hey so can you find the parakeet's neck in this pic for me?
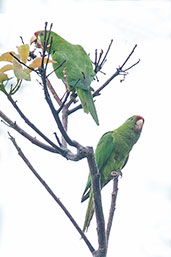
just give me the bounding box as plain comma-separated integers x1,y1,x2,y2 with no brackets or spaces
113,125,141,148
48,32,70,52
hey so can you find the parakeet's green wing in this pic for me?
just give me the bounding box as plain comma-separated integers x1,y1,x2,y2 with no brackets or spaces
95,132,115,171
81,131,114,202
34,31,99,124
51,44,94,87
51,45,99,125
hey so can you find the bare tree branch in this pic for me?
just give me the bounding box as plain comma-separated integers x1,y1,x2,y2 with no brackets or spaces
8,133,95,254
9,52,36,73
67,44,139,116
122,58,140,72
4,94,67,155
46,78,62,106
46,59,66,78
0,109,91,162
93,39,113,74
120,44,138,69
61,104,69,147
106,170,121,243
0,110,60,153
87,147,107,257
93,44,139,97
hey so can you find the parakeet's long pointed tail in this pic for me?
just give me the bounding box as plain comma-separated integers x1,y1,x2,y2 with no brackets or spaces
83,191,94,232
76,88,99,125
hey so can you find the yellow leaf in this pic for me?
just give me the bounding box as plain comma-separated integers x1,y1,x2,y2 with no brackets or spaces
0,51,16,63
17,44,29,64
0,64,13,72
0,72,9,82
27,57,57,73
13,55,31,81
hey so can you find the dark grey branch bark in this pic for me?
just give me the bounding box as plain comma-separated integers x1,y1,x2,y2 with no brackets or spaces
6,94,62,151
67,44,140,116
8,133,95,254
106,171,120,243
93,44,139,97
87,147,107,257
0,109,91,162
0,110,59,153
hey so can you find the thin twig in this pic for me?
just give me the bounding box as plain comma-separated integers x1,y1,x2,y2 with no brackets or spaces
44,24,53,71
106,171,121,243
41,22,49,69
93,39,113,74
9,133,95,254
46,78,62,106
5,94,67,155
54,132,62,146
20,36,25,44
95,49,103,72
93,44,139,97
68,44,139,116
42,68,76,147
93,69,120,97
57,91,70,114
123,58,140,72
100,39,113,68
47,60,66,78
10,52,36,73
10,80,22,95
0,110,60,153
120,44,137,69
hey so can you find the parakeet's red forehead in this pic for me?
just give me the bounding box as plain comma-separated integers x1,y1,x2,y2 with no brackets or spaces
136,115,144,122
34,31,41,36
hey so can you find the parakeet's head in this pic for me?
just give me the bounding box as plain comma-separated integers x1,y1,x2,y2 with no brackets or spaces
30,31,47,48
115,115,144,147
125,115,144,131
30,30,57,50
123,115,144,134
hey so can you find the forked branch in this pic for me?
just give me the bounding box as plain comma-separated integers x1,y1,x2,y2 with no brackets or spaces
68,44,140,115
8,133,95,254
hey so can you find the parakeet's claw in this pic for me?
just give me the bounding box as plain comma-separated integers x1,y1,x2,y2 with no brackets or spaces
110,170,122,178
70,92,78,103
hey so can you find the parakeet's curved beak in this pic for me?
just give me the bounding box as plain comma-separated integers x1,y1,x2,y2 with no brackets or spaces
30,34,43,48
134,116,144,131
30,34,37,45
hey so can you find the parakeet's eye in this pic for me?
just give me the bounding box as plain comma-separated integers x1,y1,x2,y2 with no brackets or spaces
129,116,134,120
39,32,44,37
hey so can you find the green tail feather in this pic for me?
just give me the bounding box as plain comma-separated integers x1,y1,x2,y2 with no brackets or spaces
83,191,94,232
76,88,99,125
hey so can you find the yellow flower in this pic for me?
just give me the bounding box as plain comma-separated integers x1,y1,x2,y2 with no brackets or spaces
0,44,56,82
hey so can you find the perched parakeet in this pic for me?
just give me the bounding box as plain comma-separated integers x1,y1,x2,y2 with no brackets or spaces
81,115,144,232
30,31,99,125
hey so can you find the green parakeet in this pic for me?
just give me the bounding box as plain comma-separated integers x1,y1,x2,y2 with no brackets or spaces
81,115,144,232
31,30,99,125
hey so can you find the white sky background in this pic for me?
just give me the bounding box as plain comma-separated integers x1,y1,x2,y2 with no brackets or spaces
0,1,171,257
